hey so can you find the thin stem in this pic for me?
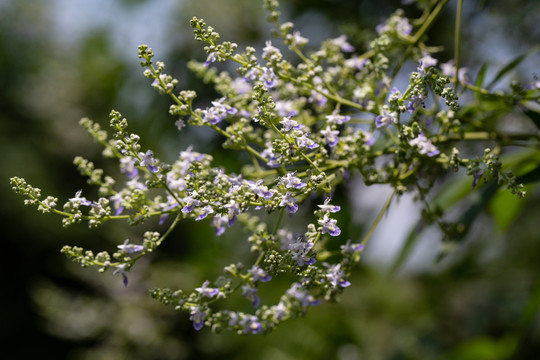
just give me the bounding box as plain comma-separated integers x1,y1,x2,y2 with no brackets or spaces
454,0,463,93
361,188,396,248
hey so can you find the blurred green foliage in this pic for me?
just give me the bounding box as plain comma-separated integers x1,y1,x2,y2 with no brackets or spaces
2,0,540,359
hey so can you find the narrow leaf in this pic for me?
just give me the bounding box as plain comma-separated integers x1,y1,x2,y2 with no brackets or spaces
486,46,540,90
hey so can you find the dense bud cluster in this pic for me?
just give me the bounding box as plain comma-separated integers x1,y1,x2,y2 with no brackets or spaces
10,0,538,334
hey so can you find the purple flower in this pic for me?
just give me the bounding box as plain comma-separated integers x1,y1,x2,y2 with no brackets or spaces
138,150,159,173
69,190,92,206
113,264,128,287
407,94,424,113
239,315,262,334
261,67,277,89
361,130,376,146
341,240,364,254
472,171,487,189
320,126,340,147
260,142,282,168
288,31,308,47
212,214,229,236
117,239,145,254
120,157,138,179
275,100,299,117
248,266,272,282
231,77,252,95
244,67,261,81
223,200,242,226
326,113,351,125
325,263,350,288
409,133,440,157
247,180,274,201
279,116,303,132
110,193,124,216
262,40,282,60
286,283,321,307
289,238,316,266
331,35,354,52
272,302,288,321
280,192,298,214
242,284,260,307
179,145,205,163
126,177,147,190
318,199,341,213
202,98,237,125
441,60,468,84
297,133,319,149
189,306,206,331
318,214,341,236
375,109,398,128
280,172,307,189
195,205,214,221
417,54,438,77
181,192,201,214
196,280,220,298
204,52,217,66
344,56,368,71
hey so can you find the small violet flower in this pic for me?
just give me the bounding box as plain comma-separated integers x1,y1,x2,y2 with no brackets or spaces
409,133,440,157
441,60,468,84
138,150,159,173
279,171,307,190
341,240,364,255
189,305,206,331
212,214,229,236
70,190,92,206
289,238,316,266
242,284,260,307
182,191,202,214
318,214,341,236
325,263,351,288
287,31,308,47
320,126,340,147
195,205,214,221
113,264,128,287
195,280,220,298
318,199,341,213
117,239,145,254
417,54,438,77
286,283,321,307
247,180,274,201
261,67,277,89
375,109,398,128
344,55,368,71
331,35,355,52
202,98,237,125
248,266,272,282
262,40,282,61
407,94,424,113
239,315,262,334
120,157,138,179
326,113,351,125
297,133,319,149
279,116,303,132
279,192,298,214
275,100,299,117
204,52,217,66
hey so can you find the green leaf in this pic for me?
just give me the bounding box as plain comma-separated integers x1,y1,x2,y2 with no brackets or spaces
389,221,424,275
486,46,540,90
522,106,540,130
489,186,528,232
475,62,488,99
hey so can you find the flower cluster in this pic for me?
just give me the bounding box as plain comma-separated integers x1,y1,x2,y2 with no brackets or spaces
10,0,536,334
